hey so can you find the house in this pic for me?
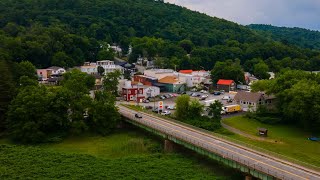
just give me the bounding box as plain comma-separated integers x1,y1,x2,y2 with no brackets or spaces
37,69,51,81
234,91,276,111
158,76,186,93
37,66,66,82
122,81,145,102
96,60,124,74
80,62,97,74
217,79,236,92
179,70,212,87
47,66,66,75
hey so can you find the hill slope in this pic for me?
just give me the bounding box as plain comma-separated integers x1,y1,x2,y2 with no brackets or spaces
0,0,319,71
248,24,320,50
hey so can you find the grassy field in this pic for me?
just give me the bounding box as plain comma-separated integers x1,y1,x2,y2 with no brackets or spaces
0,128,242,179
223,116,320,168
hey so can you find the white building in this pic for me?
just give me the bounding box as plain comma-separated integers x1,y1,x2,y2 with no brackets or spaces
143,86,160,98
96,60,124,74
179,70,211,87
80,62,97,74
47,66,66,75
144,69,175,80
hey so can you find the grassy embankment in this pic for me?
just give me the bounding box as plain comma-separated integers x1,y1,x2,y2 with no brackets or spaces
222,116,320,169
0,129,241,179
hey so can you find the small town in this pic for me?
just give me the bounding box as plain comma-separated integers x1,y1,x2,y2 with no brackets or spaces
1,0,320,180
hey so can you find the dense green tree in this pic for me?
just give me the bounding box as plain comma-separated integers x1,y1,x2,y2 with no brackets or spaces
188,99,204,119
88,91,120,135
103,70,122,96
97,49,115,60
253,61,270,79
97,66,104,76
175,95,190,120
52,52,75,68
211,60,245,84
61,70,95,134
208,101,223,120
14,61,37,81
179,39,194,54
0,60,15,131
7,85,68,143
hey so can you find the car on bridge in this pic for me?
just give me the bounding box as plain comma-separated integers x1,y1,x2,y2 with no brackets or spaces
135,113,142,118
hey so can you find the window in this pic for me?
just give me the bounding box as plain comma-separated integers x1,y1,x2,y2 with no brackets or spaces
139,90,143,94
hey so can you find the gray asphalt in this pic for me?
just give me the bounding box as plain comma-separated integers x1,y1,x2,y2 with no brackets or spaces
119,105,320,180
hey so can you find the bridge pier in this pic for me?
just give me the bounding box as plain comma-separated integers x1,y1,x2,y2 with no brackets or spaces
164,139,176,153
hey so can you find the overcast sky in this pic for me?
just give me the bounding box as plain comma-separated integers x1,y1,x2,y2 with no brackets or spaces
165,0,320,31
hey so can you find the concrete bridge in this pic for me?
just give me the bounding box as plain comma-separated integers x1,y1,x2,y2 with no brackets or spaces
119,105,320,180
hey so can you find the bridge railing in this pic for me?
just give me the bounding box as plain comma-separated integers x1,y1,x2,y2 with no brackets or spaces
120,104,320,173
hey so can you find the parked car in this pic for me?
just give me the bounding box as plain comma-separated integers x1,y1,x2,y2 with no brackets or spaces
160,96,166,99
142,99,150,103
213,91,221,95
191,93,198,97
200,90,208,94
172,94,178,97
222,96,231,100
220,90,225,94
164,94,171,98
167,105,176,110
161,110,171,115
135,113,142,118
200,95,208,100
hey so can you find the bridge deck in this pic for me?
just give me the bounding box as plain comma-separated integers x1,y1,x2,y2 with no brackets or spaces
119,106,320,180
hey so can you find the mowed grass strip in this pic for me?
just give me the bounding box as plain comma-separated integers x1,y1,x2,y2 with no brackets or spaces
223,116,320,168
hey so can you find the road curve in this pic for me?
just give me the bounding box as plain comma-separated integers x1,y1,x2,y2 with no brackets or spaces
119,105,320,180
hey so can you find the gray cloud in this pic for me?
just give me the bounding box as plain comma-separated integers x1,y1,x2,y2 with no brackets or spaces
165,0,320,30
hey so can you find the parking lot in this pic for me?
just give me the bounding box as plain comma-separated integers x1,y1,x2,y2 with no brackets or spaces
135,91,238,116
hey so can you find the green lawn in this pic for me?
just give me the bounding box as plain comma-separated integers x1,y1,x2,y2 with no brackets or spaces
0,129,242,179
222,116,320,169
40,130,160,159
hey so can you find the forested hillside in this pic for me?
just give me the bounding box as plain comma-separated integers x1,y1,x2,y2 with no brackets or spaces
0,0,320,71
248,24,320,50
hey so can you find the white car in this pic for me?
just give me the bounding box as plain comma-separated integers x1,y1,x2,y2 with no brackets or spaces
200,90,208,94
161,110,171,115
222,96,231,100
167,106,176,110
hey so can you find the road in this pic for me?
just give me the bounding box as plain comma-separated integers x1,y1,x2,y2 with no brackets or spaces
119,105,320,180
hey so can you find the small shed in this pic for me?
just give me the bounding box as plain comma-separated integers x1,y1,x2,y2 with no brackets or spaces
258,128,268,137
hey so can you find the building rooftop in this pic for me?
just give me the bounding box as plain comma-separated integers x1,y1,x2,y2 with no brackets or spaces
179,70,193,74
146,69,174,74
217,79,234,85
47,66,64,71
134,74,158,80
158,76,180,84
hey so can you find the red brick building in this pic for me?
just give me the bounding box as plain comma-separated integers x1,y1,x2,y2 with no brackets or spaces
122,86,145,102
133,75,158,86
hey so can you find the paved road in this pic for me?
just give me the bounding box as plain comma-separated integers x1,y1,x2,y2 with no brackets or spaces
119,105,320,180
